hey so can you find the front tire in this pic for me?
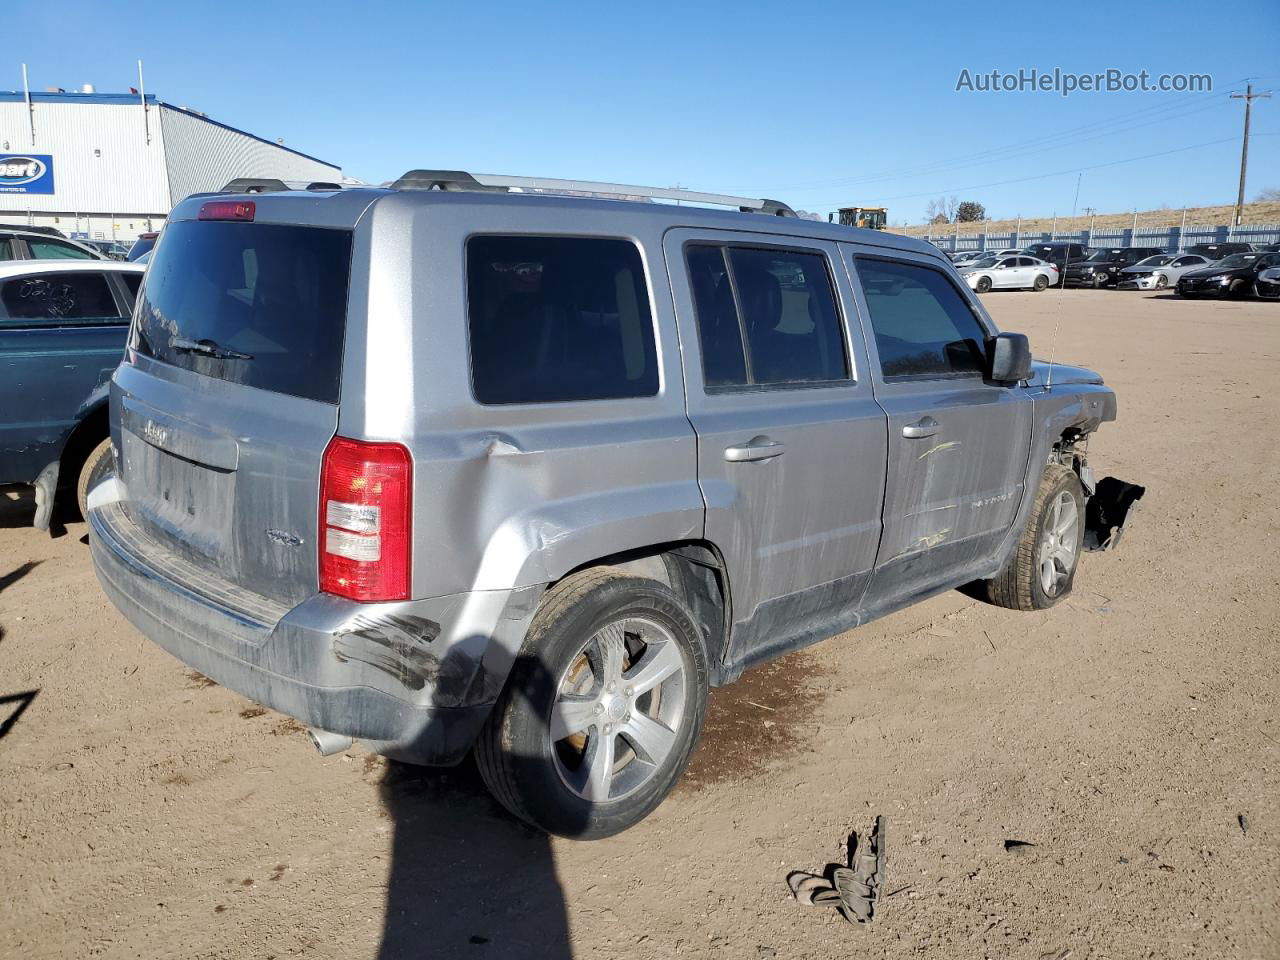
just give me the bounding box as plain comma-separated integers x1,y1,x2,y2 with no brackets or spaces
978,464,1085,611
476,568,709,839
1154,275,1169,289
975,276,992,293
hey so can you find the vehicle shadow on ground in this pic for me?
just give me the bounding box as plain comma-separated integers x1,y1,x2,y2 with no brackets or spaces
376,655,579,960
377,758,573,959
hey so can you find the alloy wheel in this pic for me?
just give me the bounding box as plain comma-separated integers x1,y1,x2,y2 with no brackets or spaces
1038,491,1080,597
550,617,688,803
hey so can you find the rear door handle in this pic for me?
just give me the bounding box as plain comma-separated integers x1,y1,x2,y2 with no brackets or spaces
902,416,940,439
724,437,785,462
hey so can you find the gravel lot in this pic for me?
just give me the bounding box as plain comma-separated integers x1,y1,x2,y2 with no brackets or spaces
2,289,1277,960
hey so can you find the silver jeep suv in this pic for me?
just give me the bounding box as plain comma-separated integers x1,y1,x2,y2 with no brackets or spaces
89,171,1134,838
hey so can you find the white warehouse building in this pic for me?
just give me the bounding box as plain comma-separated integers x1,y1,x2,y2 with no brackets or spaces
0,89,341,242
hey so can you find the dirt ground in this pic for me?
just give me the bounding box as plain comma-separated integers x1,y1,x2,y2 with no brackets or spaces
2,289,1278,960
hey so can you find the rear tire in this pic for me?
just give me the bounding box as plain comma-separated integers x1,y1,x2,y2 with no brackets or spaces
476,568,709,839
1032,274,1049,292
75,438,114,521
978,464,1084,611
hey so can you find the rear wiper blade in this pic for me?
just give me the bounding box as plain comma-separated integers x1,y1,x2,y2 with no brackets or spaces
171,337,254,361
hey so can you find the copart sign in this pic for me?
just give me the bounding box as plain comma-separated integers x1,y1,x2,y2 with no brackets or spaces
0,155,55,194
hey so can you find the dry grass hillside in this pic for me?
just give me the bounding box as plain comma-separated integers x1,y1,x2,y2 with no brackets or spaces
889,200,1280,238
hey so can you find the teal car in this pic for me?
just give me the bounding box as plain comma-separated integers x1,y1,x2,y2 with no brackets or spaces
0,259,144,528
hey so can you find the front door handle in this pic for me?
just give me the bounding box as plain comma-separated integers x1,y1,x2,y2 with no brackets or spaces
724,437,786,462
902,416,940,439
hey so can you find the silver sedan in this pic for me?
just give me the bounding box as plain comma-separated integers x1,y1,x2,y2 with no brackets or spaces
1119,253,1211,290
959,255,1059,292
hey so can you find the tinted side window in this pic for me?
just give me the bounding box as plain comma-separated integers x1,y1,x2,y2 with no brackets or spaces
685,244,849,388
0,272,124,326
0,239,13,261
467,236,658,405
27,238,97,260
727,248,847,385
686,245,746,387
856,258,988,380
121,273,142,297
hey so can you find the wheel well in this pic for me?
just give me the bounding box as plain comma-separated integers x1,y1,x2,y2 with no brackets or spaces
58,404,110,494
558,541,731,672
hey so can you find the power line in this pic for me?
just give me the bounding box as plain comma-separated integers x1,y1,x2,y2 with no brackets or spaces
730,91,1218,193
802,132,1277,208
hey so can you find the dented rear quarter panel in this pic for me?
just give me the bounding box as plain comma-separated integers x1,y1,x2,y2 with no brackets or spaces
340,193,704,601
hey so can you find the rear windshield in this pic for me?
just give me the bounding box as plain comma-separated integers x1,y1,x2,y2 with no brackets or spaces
134,220,352,403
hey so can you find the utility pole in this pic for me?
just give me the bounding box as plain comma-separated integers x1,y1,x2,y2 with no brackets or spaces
1230,83,1271,226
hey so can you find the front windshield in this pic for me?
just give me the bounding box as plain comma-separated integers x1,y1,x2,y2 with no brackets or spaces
1216,254,1256,268
1136,256,1174,267
1086,249,1122,261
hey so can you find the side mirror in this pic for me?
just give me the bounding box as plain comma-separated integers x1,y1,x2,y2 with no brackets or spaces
989,332,1032,383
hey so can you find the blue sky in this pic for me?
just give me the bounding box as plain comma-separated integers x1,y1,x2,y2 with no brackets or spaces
19,0,1280,224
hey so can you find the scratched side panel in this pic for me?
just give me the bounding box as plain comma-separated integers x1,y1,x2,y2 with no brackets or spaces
0,323,125,483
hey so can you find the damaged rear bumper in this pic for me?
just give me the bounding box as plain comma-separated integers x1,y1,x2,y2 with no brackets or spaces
88,481,538,765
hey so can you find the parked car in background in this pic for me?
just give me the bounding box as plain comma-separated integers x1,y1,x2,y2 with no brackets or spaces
1185,242,1253,260
1120,253,1211,290
1062,247,1165,288
961,255,1059,292
0,228,106,261
1020,242,1089,278
1255,242,1280,254
83,240,132,260
1176,251,1280,299
0,260,144,527
11,224,68,238
87,172,1129,839
950,250,983,264
1256,266,1280,299
127,232,159,261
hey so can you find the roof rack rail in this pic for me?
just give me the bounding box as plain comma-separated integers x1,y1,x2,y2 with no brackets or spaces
390,170,510,193
305,181,344,191
221,178,290,194
391,170,796,217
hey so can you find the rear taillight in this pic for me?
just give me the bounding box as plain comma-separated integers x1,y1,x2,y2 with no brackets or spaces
319,437,413,602
198,199,255,221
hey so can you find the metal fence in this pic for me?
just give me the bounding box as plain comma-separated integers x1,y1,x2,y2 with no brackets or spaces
924,223,1280,254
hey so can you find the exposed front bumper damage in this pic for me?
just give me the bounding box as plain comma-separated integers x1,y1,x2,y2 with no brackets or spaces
88,479,538,765
1083,475,1146,551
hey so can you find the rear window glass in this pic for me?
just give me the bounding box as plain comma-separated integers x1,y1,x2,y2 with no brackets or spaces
28,238,97,260
467,235,658,404
134,220,352,404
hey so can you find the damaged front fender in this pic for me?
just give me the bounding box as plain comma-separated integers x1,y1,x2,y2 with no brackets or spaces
1084,476,1146,551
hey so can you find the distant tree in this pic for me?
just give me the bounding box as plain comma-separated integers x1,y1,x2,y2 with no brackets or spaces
1256,187,1280,202
925,195,959,224
794,210,824,221
956,201,986,223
